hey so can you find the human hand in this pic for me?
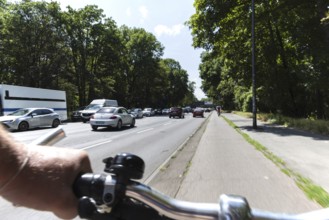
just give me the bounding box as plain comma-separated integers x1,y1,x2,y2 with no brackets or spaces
1,145,92,219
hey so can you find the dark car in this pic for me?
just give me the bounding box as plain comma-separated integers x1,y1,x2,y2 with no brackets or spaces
193,108,204,118
169,107,184,119
71,106,86,122
154,108,163,115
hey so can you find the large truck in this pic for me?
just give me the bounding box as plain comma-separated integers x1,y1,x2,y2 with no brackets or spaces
0,84,67,120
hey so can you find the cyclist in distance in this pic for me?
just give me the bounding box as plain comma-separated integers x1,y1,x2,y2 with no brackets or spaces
216,105,221,116
0,125,92,219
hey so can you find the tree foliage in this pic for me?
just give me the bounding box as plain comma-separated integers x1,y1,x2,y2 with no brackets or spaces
0,1,197,114
1,1,67,88
188,0,329,118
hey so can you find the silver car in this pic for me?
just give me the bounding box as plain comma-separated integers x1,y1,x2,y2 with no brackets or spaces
90,107,135,131
142,108,155,117
0,108,61,131
130,108,144,119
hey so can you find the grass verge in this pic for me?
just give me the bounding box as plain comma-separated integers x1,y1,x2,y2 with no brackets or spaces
233,111,329,136
222,115,329,207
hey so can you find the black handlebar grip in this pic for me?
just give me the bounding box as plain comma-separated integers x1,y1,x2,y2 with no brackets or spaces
73,173,107,205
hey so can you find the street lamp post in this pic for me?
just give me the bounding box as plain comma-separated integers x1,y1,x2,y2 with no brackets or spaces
251,0,257,129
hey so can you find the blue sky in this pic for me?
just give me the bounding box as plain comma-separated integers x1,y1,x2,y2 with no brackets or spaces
47,0,206,100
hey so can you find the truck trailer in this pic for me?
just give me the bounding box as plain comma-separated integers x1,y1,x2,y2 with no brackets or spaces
0,84,67,120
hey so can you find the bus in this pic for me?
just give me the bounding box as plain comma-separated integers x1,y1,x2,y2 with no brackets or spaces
0,84,67,120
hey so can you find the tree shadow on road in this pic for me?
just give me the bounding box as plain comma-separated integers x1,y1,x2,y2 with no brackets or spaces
238,123,329,141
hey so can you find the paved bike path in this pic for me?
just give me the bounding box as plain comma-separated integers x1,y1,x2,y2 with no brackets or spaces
175,112,322,214
223,112,329,194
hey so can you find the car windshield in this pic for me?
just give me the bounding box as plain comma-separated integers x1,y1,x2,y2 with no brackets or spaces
145,108,151,111
85,104,102,110
97,108,116,113
77,106,85,110
8,109,30,116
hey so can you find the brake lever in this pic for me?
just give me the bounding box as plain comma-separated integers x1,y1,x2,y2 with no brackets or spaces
29,126,66,146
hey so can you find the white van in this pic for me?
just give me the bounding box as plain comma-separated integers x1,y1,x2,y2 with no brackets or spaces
89,99,118,107
80,99,118,123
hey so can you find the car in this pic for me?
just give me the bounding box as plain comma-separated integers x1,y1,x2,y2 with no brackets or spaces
184,106,192,113
193,108,204,118
129,108,144,119
162,108,170,115
169,107,184,118
80,99,119,123
71,106,86,122
154,108,163,115
89,107,135,130
80,104,103,123
142,108,155,117
0,108,61,131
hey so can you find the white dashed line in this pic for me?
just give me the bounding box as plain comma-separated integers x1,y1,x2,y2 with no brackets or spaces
82,140,113,150
137,128,154,134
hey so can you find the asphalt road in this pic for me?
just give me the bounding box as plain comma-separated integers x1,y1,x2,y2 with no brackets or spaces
0,113,207,220
149,112,323,216
3,111,326,219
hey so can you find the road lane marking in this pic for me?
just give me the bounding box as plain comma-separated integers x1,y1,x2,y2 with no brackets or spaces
137,128,154,134
82,140,113,150
163,122,172,125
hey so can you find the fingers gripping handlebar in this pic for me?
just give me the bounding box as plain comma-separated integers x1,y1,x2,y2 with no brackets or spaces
73,153,329,220
73,153,253,220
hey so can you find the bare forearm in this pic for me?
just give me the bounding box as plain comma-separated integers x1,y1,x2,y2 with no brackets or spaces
0,125,27,188
0,124,92,219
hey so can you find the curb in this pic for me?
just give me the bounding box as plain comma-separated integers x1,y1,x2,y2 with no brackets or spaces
143,112,212,185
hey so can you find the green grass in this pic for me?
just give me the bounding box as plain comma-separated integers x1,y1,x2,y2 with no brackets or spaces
222,115,329,207
233,111,329,136
183,161,192,177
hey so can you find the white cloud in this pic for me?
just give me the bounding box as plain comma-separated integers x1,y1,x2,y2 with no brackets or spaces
126,8,132,17
154,24,185,37
139,6,148,19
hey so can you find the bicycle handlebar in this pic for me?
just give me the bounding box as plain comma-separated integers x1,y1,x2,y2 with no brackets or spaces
31,128,328,219
73,153,329,220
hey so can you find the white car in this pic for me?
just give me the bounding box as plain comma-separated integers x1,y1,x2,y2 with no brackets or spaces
89,107,135,131
142,108,155,117
0,108,60,131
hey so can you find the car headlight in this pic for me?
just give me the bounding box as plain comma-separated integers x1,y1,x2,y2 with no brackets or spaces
1,120,14,123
